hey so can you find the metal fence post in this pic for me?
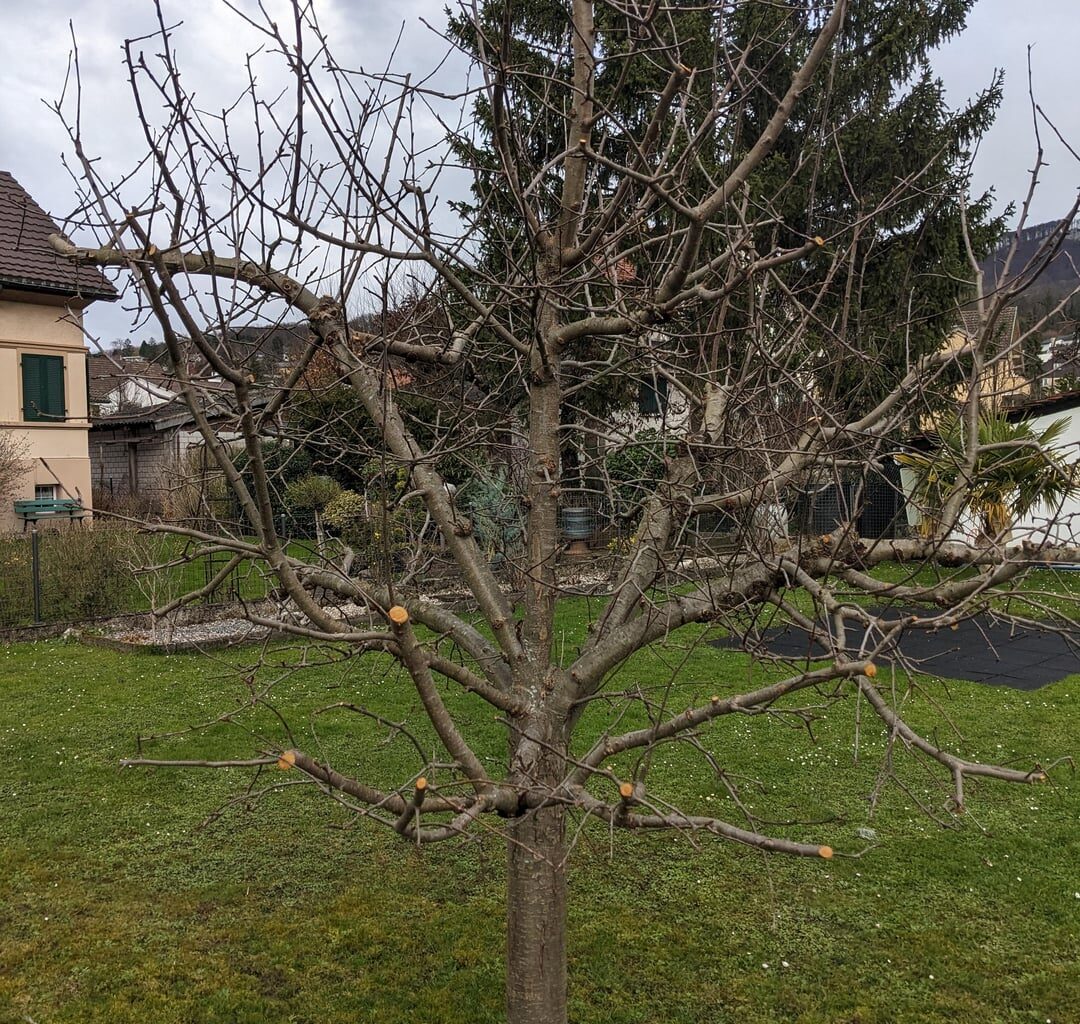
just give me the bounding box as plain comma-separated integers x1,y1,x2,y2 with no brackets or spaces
30,522,42,624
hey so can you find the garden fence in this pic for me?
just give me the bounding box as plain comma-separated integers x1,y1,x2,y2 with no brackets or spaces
0,472,911,630
0,522,271,630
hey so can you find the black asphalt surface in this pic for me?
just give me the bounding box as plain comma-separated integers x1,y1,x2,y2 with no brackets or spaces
713,608,1080,690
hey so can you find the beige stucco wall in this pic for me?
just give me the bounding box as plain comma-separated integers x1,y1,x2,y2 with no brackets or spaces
941,327,1033,410
0,297,86,346
0,296,93,531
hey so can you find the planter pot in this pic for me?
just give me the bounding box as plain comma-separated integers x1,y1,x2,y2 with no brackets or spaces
561,507,594,540
751,502,789,550
561,507,594,555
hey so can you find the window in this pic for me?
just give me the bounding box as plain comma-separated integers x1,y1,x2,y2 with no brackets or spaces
35,484,57,501
21,354,66,422
638,375,669,416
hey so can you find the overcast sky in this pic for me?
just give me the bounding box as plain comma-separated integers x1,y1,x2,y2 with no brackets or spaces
1,0,1076,343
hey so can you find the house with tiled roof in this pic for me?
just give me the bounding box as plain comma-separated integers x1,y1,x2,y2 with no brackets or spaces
87,354,178,415
1038,336,1080,393
940,306,1032,411
0,170,116,529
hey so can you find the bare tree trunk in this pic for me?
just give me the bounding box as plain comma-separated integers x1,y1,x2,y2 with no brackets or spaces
506,800,568,1024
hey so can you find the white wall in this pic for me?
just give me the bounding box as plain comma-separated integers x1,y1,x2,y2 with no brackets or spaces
97,376,176,414
1012,401,1080,547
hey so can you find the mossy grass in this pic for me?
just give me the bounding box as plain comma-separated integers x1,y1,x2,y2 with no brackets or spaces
1,597,1077,1022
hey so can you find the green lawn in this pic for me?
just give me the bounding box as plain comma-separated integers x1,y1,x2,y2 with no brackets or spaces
1,599,1078,1023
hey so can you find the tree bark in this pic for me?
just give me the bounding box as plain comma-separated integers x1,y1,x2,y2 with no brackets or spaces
506,801,568,1024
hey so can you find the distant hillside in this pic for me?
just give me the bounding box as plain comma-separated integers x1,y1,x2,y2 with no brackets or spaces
979,219,1080,331
980,219,1080,291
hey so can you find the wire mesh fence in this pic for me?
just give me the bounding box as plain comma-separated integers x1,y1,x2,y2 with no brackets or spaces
0,468,913,630
0,523,272,630
789,462,910,541
553,480,909,557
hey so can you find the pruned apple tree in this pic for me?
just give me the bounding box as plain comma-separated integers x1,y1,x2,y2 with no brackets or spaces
52,2,1080,1022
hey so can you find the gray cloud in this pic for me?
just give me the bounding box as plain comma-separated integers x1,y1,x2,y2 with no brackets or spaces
1,0,1076,343
935,0,1080,223
0,0,453,342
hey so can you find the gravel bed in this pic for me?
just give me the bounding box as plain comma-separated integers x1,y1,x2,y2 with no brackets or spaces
115,618,270,645
79,617,272,653
81,568,618,652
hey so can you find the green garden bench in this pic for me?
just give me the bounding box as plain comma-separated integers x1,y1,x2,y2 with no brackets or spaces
13,499,88,530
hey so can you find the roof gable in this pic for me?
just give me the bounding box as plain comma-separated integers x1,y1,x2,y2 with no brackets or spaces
0,170,117,302
955,307,1019,347
87,354,179,404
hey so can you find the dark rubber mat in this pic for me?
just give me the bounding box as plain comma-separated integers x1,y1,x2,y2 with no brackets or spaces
712,608,1080,690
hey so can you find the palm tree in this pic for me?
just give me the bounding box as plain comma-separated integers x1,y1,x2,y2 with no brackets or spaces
898,413,1078,541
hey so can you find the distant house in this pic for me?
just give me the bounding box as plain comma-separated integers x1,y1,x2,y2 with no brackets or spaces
89,313,443,510
0,170,117,530
940,307,1032,411
89,398,209,511
89,365,242,512
902,307,1038,538
88,354,178,415
86,350,254,511
1038,336,1080,393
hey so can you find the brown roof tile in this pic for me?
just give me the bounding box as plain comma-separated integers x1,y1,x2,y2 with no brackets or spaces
0,170,117,301
955,306,1019,347
87,354,176,402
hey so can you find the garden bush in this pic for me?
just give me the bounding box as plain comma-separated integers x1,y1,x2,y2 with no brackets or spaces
0,524,154,626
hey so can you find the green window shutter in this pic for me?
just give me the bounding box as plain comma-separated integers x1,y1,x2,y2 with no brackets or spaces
21,355,44,420
44,356,65,419
22,355,66,422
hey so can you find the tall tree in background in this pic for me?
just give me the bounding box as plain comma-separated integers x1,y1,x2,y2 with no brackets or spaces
452,0,1005,423
726,0,1006,414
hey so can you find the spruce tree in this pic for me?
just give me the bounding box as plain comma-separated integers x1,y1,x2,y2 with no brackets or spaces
449,0,1005,418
